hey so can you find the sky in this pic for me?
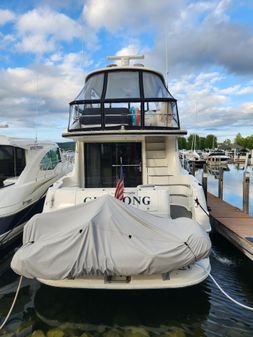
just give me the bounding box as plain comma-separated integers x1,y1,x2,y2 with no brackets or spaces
0,0,252,142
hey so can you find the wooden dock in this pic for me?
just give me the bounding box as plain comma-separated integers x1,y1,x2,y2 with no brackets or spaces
207,192,253,261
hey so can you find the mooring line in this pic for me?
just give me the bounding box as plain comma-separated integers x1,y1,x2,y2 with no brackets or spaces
0,276,23,331
209,273,253,311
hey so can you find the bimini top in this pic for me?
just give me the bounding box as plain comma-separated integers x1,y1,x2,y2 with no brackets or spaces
65,55,186,136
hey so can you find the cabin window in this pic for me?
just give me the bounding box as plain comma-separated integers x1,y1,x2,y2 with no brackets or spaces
144,101,178,127
40,148,61,171
76,73,104,100
74,103,102,129
103,102,141,127
105,71,140,99
143,72,173,99
85,142,142,188
0,145,26,178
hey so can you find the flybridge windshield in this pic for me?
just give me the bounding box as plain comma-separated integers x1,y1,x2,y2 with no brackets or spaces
75,70,174,100
69,69,180,131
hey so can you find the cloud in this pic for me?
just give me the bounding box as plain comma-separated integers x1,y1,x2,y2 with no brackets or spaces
171,72,253,134
0,9,15,26
83,0,253,76
83,0,184,33
15,7,81,54
0,53,86,128
160,9,253,75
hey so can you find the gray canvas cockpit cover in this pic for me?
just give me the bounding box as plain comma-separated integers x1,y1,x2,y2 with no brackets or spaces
11,195,211,280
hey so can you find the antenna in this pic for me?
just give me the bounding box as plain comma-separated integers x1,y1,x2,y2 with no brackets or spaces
107,55,144,66
35,72,39,144
165,28,169,88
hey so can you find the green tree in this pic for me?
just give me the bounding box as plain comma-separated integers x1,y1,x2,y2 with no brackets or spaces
244,135,253,149
177,137,187,149
205,134,217,149
234,133,245,147
199,137,206,150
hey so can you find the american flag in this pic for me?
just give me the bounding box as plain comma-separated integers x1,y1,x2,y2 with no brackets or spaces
115,164,124,201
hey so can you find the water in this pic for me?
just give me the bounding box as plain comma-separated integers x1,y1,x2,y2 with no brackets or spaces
195,163,253,216
1,164,253,337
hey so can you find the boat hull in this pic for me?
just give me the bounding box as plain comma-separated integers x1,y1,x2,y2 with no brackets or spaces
0,196,45,247
38,258,210,289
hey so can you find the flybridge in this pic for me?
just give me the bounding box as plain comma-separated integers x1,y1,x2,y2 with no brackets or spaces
66,55,183,134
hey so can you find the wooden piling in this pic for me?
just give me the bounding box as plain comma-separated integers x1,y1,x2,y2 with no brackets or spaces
218,167,223,200
202,164,208,200
243,171,250,214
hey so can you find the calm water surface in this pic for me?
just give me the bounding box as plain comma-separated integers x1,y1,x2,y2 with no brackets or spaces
1,164,253,337
195,163,253,215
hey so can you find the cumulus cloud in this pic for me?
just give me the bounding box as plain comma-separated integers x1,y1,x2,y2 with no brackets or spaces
171,72,253,133
15,7,81,54
0,9,15,26
0,53,85,129
83,0,184,33
82,0,253,75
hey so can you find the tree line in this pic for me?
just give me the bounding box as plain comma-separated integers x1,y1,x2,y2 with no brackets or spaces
178,133,253,150
178,134,217,150
234,133,253,150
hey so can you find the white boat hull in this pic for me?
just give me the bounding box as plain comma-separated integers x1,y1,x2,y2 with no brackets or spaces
38,258,210,289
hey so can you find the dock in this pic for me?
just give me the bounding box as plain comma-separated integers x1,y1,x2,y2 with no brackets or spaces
207,192,253,261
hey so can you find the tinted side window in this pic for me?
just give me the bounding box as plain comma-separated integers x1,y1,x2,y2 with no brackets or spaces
40,148,61,170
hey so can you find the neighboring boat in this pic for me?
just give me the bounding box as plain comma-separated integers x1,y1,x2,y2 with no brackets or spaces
183,134,205,168
233,150,249,164
205,150,230,165
11,55,211,289
0,136,71,248
183,150,206,168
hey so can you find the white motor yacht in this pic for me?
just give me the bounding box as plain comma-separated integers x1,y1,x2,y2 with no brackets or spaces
12,56,211,289
205,150,230,165
0,136,71,248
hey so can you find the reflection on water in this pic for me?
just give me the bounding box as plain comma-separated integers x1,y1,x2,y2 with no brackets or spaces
1,164,253,336
34,284,210,333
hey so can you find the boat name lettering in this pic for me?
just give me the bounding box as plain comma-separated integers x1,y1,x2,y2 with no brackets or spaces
83,196,150,205
123,196,150,205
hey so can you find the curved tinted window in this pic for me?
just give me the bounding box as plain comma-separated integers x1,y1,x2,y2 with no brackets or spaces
76,73,104,100
40,148,61,170
0,145,26,178
143,72,173,99
106,71,140,99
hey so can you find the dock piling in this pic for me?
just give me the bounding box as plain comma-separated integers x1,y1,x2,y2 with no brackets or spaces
243,171,250,214
218,167,224,200
202,164,208,200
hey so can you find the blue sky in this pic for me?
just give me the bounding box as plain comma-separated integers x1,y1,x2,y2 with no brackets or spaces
0,0,252,142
